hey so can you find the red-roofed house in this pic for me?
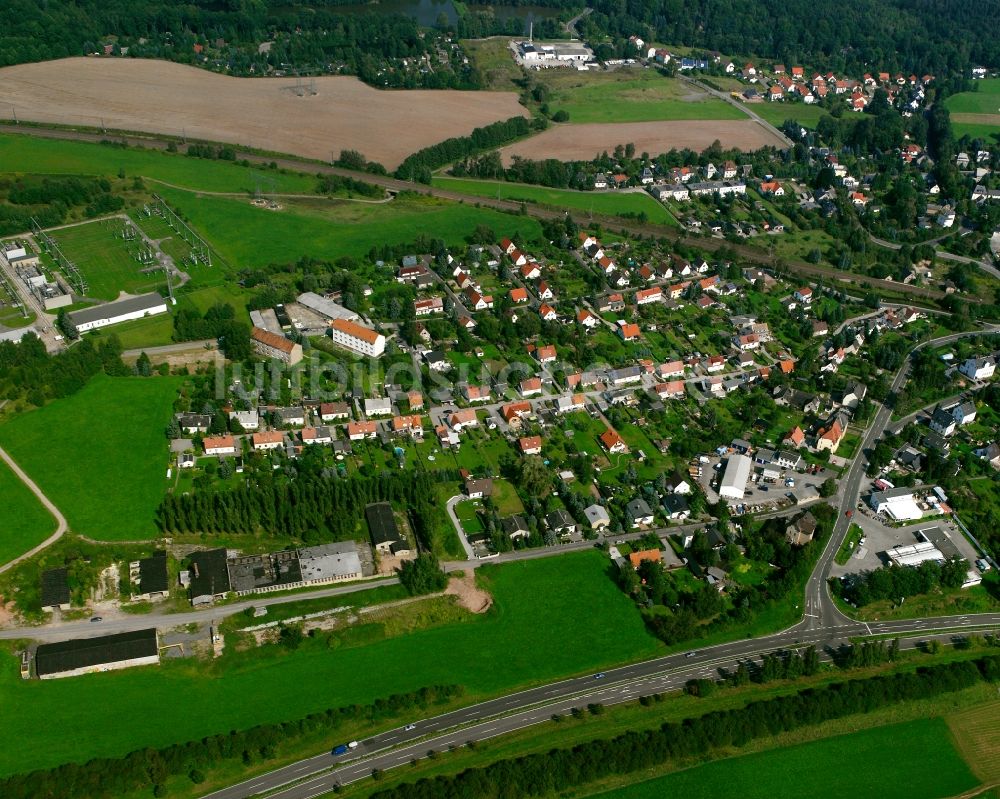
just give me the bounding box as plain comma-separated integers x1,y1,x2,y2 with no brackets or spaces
600,427,628,454
519,435,542,455
510,287,529,303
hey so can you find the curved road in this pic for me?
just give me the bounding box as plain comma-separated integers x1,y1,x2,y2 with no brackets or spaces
0,445,66,572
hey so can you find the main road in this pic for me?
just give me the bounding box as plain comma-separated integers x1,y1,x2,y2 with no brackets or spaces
197,325,1000,799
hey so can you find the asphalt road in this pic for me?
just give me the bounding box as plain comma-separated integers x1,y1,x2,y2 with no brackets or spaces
196,325,1000,799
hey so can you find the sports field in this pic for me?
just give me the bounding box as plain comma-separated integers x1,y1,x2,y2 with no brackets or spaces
0,374,180,541
0,551,660,776
432,176,678,225
541,72,745,124
153,188,544,266
593,718,977,799
946,79,1000,140
48,218,166,300
0,133,316,194
0,455,57,565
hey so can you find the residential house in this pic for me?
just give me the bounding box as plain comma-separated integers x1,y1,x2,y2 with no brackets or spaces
520,377,543,397
203,435,236,456
662,494,690,520
584,504,611,530
815,418,845,453
519,435,543,455
635,286,663,305
301,426,334,445
449,409,479,431
347,421,378,440
462,384,491,403
577,308,600,329
618,322,642,342
786,512,818,546
320,402,351,422
252,431,284,451
600,428,628,454
626,498,654,527
960,356,996,381
465,478,493,499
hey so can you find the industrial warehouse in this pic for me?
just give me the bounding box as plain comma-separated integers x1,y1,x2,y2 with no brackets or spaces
34,629,160,679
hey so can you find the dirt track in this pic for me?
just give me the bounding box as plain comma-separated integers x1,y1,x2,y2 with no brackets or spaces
0,58,528,169
499,120,787,164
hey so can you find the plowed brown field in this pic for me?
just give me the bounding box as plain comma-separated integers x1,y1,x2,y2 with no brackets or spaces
0,57,528,168
499,119,786,163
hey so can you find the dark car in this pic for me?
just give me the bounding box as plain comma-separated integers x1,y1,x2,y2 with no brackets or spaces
89,616,103,623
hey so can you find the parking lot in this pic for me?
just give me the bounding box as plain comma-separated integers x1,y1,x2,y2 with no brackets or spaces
698,453,836,515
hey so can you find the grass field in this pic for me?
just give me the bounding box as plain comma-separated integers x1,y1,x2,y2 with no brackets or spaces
85,311,176,350
591,718,977,799
947,79,1000,114
0,133,318,193
153,188,544,266
754,102,829,129
540,72,745,124
0,374,180,541
432,176,678,225
947,699,1000,784
0,455,57,565
946,79,1000,140
48,218,166,300
0,550,660,776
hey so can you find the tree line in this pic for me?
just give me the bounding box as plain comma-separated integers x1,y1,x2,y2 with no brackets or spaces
171,301,251,360
0,333,127,407
834,556,969,607
394,117,535,183
0,684,461,799
0,176,124,235
157,468,458,550
371,655,998,799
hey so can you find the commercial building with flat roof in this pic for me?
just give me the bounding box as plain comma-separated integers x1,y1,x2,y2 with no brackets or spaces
35,629,159,679
719,453,752,500
296,292,359,322
66,293,168,333
885,540,946,567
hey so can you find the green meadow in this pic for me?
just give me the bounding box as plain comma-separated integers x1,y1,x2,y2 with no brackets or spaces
593,718,977,799
0,551,659,776
433,176,678,225
541,72,745,124
153,188,544,266
0,375,180,541
0,133,317,193
0,455,57,565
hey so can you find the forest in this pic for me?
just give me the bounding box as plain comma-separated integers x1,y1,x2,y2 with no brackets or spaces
0,333,128,407
580,0,1000,77
156,466,457,551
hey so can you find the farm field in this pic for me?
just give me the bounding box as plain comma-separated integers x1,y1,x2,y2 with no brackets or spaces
432,176,678,224
947,699,1000,784
154,188,544,266
0,133,317,193
946,79,1000,140
590,718,977,799
0,374,180,541
46,218,166,300
0,551,660,776
0,455,57,565
0,58,528,169
499,120,787,165
753,102,829,129
539,72,745,124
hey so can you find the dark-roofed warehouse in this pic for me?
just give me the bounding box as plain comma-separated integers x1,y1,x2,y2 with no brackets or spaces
35,629,160,679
